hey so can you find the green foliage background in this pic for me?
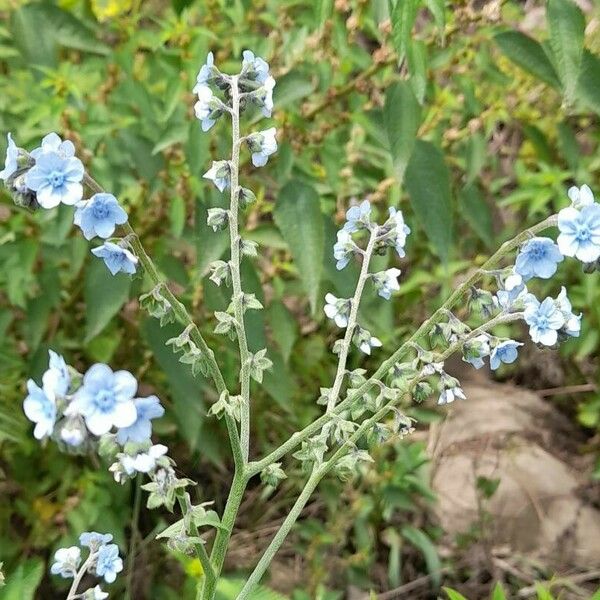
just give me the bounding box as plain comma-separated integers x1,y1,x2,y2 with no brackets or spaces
1,0,600,598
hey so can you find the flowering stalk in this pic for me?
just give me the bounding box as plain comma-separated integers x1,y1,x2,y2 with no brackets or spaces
326,228,378,413
227,75,252,462
66,552,96,600
247,214,559,477
238,311,524,598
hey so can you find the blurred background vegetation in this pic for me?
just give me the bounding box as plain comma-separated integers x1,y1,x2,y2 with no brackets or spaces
1,0,600,598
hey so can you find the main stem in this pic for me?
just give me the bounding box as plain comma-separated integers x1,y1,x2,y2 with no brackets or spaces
247,214,558,477
228,75,252,463
326,228,377,413
66,553,96,600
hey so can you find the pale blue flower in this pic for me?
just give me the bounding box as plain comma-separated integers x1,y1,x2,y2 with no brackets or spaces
568,184,594,209
50,546,81,578
0,133,19,181
324,293,351,328
72,364,138,436
23,379,57,440
91,242,138,276
343,200,371,233
514,237,563,281
43,350,70,397
554,286,581,338
438,386,466,405
203,160,231,192
193,52,215,93
490,340,522,370
115,395,164,445
74,193,128,240
242,50,269,83
523,295,565,346
387,207,411,258
356,331,382,355
110,445,168,482
333,229,355,270
462,334,490,369
30,132,76,160
247,127,277,167
495,272,527,311
557,204,600,263
260,76,276,117
79,532,113,550
194,85,221,132
95,544,123,583
25,151,84,209
371,268,401,299
59,419,86,447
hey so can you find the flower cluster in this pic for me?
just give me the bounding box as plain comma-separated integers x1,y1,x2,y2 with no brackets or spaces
0,133,137,276
51,531,123,597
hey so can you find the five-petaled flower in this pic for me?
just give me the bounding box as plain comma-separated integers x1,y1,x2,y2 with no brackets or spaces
115,395,164,445
567,184,595,209
72,364,138,436
74,193,128,240
193,51,216,92
25,149,84,209
514,237,563,281
95,543,123,583
50,546,81,579
92,242,138,275
203,160,231,192
386,207,411,258
333,229,356,270
79,531,113,551
490,340,522,370
324,293,351,328
23,379,57,440
343,200,371,233
557,203,600,264
523,295,565,346
247,127,277,167
371,268,401,300
0,132,18,181
194,85,220,132
241,50,269,83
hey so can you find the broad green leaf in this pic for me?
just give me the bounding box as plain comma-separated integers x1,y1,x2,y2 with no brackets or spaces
577,50,600,117
494,31,560,88
407,40,428,104
384,81,422,185
268,301,298,363
424,0,445,42
459,184,493,248
274,72,315,109
443,588,468,600
402,525,442,587
547,0,585,104
273,181,324,313
1,559,44,600
215,578,287,600
389,0,419,61
85,257,132,342
405,140,453,261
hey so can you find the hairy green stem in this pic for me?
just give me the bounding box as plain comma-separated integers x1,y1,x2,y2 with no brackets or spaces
226,75,252,463
238,311,526,597
247,214,558,477
326,228,378,413
66,552,96,600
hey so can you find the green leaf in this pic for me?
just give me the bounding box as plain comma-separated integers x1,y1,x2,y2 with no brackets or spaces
405,140,453,261
494,31,560,88
274,72,315,109
402,526,441,587
424,0,445,42
459,184,493,247
384,81,422,185
577,50,600,117
1,559,44,600
389,0,419,61
215,578,287,600
547,0,586,104
85,257,132,342
268,301,298,363
407,40,428,104
273,181,324,313
492,582,507,600
443,588,468,600
534,582,555,600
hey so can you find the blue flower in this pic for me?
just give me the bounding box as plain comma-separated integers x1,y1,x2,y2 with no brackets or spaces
557,203,600,263
324,293,351,328
333,230,355,270
95,543,123,583
50,546,81,578
343,200,371,233
79,532,113,550
495,272,527,311
490,340,522,370
371,268,401,299
354,327,382,355
30,132,75,160
554,286,582,338
0,133,19,181
438,385,466,405
387,207,411,258
110,445,168,483
23,379,57,440
25,151,84,209
193,52,215,92
59,419,86,447
115,395,164,445
462,334,490,369
194,84,223,132
74,193,128,240
91,242,138,276
247,127,277,167
567,184,595,209
72,364,138,436
203,160,231,192
242,50,270,83
514,237,563,281
259,76,276,118
523,295,565,346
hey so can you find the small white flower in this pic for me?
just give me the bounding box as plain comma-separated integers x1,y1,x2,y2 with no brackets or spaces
324,293,351,328
50,546,81,578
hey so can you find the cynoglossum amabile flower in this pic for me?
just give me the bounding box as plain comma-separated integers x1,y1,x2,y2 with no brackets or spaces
0,132,19,181
91,242,138,275
557,202,600,263
30,132,76,160
514,237,563,281
490,340,522,370
71,364,138,436
95,543,123,583
523,295,565,346
74,193,128,240
247,127,277,167
23,379,57,440
115,395,164,445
